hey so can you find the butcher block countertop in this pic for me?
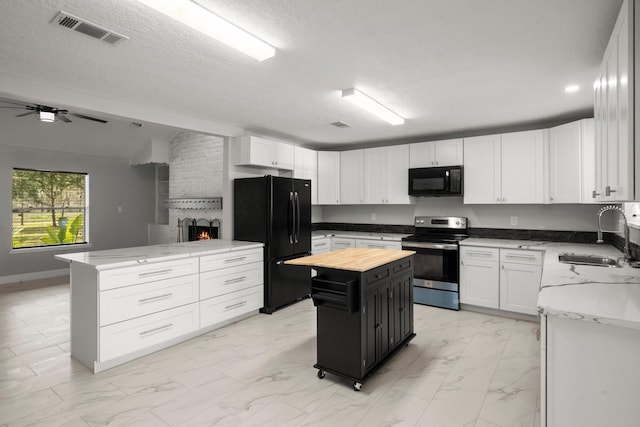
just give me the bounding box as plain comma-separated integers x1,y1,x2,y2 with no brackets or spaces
285,248,415,272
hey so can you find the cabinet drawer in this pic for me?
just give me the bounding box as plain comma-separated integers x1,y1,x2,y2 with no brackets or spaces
392,258,412,274
200,248,263,272
356,240,401,250
460,246,499,262
99,258,198,291
99,303,199,362
365,266,390,285
200,262,263,299
312,239,331,253
500,249,542,265
100,274,199,326
332,238,355,250
200,286,263,328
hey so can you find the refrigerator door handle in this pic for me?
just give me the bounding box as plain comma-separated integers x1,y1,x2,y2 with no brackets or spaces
289,191,295,244
294,191,300,243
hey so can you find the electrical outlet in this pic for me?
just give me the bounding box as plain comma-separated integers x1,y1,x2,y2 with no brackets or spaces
371,213,376,221
510,216,517,226
117,206,123,213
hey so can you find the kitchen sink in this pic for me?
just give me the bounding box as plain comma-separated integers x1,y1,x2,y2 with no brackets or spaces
558,253,620,268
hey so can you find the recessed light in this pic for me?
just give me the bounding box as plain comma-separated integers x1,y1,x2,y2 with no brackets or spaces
564,85,580,93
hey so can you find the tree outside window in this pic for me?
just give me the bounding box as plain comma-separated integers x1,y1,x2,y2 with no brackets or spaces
12,168,88,249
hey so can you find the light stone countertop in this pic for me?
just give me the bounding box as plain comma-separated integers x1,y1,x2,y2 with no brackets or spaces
461,238,640,330
312,230,411,241
55,240,264,270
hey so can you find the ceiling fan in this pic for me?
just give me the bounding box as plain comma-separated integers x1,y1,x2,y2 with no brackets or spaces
0,100,108,124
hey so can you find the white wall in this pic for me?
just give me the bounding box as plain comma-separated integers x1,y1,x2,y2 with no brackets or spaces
1,144,155,282
321,197,610,231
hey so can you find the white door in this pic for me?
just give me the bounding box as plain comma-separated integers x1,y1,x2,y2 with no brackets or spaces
434,139,463,166
549,121,581,203
340,149,365,204
385,145,410,204
317,151,340,204
499,262,541,315
364,147,387,203
409,141,436,168
459,255,499,308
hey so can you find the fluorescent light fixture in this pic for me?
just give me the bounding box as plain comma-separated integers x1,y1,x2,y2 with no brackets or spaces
564,84,580,93
341,88,405,125
135,0,276,61
38,111,55,123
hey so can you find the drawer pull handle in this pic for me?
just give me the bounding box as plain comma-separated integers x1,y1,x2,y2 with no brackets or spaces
225,257,247,264
466,251,493,257
505,254,537,261
315,243,328,247
138,269,172,278
224,276,247,285
138,293,173,303
225,300,247,311
139,323,173,336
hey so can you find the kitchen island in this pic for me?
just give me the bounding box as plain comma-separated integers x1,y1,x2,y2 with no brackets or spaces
56,239,264,373
286,247,415,390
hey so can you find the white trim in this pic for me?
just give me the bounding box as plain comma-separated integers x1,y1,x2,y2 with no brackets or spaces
0,269,69,285
10,243,92,254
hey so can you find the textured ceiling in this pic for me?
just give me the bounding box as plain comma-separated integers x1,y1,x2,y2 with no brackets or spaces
0,0,624,158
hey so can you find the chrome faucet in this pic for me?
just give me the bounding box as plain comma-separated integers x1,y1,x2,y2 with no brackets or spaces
596,205,631,261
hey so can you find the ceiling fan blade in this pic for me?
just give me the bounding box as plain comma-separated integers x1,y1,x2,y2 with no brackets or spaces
0,100,32,107
0,106,24,109
58,114,72,123
15,111,34,118
70,113,108,124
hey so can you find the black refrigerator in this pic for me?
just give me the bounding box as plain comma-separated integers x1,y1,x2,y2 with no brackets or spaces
233,175,312,313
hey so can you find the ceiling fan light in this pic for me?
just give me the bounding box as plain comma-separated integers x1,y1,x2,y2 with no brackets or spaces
341,88,405,125
38,111,55,123
135,0,276,61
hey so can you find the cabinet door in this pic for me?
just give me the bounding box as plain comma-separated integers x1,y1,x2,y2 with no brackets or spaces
294,147,317,204
378,283,391,359
463,135,502,204
460,252,499,309
364,289,379,369
580,119,597,203
364,147,387,203
340,149,365,204
390,273,412,346
549,121,581,203
501,130,544,203
317,151,340,204
246,137,274,167
409,141,436,168
434,139,463,166
499,262,541,315
273,142,294,170
385,145,411,204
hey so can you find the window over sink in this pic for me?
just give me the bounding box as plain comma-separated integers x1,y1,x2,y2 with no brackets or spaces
12,168,88,249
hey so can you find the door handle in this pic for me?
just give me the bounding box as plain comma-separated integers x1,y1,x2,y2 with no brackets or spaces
289,191,294,244
294,191,300,243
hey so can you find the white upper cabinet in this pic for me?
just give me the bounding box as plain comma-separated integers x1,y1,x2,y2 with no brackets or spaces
464,130,544,204
340,149,365,204
593,0,634,201
317,151,341,205
463,135,502,204
501,130,544,204
548,119,596,204
364,145,411,204
233,136,294,170
294,146,318,204
409,139,463,168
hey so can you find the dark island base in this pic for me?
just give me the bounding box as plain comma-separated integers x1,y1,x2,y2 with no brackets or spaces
314,332,416,391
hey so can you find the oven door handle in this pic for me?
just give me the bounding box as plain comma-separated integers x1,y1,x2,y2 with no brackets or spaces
402,242,458,250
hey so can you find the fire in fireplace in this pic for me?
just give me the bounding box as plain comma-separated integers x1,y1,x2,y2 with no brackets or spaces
178,218,221,242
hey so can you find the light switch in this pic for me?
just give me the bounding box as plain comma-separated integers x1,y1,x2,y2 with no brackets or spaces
117,206,123,213
510,216,517,226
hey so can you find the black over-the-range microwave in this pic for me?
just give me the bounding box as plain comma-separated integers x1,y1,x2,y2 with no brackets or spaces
408,165,463,196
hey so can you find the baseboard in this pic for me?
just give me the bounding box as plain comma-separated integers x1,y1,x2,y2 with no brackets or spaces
0,268,69,285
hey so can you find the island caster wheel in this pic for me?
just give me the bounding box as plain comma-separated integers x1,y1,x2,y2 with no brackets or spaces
353,382,362,391
317,369,326,379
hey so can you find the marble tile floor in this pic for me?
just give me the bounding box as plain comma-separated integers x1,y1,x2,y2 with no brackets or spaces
0,277,541,427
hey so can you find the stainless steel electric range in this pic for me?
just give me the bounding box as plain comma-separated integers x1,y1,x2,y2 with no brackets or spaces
401,216,469,310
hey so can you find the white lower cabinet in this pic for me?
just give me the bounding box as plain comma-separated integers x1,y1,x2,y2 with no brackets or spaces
460,246,542,315
459,247,500,308
70,246,263,373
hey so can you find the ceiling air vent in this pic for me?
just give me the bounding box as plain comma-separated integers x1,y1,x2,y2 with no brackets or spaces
50,11,129,46
331,121,352,128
